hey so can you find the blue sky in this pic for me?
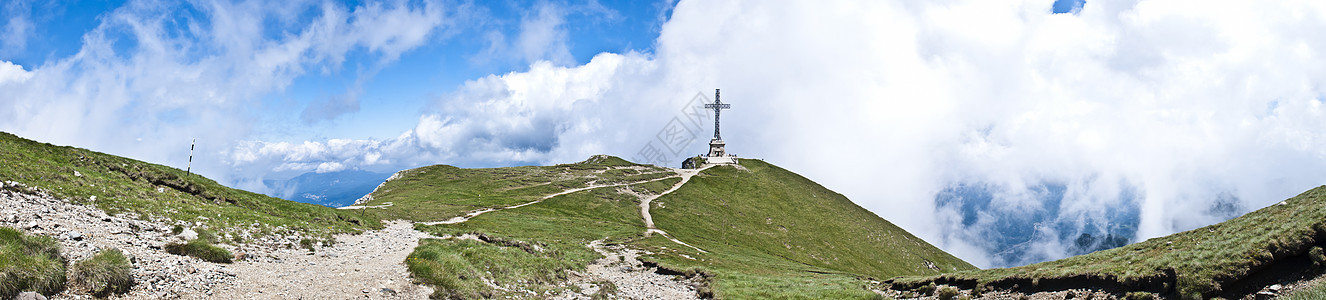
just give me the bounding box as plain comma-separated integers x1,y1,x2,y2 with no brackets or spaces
2,0,671,145
4,0,1326,269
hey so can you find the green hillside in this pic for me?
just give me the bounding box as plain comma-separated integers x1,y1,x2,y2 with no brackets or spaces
366,156,975,298
0,132,380,240
364,155,673,222
890,186,1326,300
645,159,975,297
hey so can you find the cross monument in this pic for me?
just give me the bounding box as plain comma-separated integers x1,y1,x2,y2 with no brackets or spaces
703,89,734,162
704,89,730,140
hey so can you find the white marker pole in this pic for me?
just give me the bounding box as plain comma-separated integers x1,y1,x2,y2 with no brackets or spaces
187,139,195,177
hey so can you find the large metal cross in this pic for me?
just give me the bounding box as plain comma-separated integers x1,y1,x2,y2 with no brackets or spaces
704,89,731,140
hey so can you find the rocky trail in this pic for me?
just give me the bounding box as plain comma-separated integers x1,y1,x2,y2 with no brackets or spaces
209,221,436,299
554,240,704,300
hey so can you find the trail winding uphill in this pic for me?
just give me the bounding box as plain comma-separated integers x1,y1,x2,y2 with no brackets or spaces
637,166,711,253
417,174,682,226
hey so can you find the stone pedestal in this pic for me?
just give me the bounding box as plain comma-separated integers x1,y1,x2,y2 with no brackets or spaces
705,139,736,164
707,139,726,157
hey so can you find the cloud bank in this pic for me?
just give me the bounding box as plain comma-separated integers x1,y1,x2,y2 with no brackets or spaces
6,0,1326,268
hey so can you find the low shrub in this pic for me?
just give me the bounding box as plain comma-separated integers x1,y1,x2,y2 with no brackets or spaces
1310,246,1326,270
196,228,220,244
0,227,66,298
915,283,937,296
590,280,617,300
69,248,133,297
1125,291,1155,300
300,238,316,252
164,239,232,263
936,286,960,300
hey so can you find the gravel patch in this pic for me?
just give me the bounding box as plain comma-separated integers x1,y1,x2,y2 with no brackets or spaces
554,240,702,300
209,221,434,299
0,181,433,299
1,182,235,299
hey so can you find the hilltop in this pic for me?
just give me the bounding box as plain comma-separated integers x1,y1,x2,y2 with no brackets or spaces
357,155,975,298
885,186,1326,299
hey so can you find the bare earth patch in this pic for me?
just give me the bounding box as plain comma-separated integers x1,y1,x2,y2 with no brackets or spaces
210,221,435,299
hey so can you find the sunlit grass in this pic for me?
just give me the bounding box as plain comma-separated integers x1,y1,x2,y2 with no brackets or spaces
0,131,381,240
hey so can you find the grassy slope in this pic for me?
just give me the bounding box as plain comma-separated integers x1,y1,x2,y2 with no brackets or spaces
404,157,667,298
641,159,976,298
0,132,380,239
365,155,671,222
395,157,975,298
891,186,1326,300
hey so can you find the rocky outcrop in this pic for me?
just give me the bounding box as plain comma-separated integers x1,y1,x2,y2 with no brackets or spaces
353,170,405,206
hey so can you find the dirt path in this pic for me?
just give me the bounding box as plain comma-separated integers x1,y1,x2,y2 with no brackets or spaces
418,176,680,226
339,201,393,210
637,166,712,253
210,221,436,299
638,167,706,230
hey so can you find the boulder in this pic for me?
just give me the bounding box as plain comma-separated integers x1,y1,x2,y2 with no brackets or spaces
179,228,198,241
65,231,84,241
15,291,47,300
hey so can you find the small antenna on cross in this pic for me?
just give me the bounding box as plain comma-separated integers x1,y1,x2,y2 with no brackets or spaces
186,139,195,177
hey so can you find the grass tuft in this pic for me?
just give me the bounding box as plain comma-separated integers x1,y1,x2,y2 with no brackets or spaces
196,228,221,244
937,286,960,300
0,227,66,298
164,238,232,263
1284,281,1326,300
407,237,582,298
69,248,133,297
589,280,617,300
1124,291,1155,300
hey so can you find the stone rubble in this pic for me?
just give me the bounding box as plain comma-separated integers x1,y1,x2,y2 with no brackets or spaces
208,221,435,299
1,183,236,299
0,182,433,299
553,240,703,300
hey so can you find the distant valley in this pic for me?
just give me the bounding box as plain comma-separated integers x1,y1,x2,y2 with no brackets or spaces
262,170,392,207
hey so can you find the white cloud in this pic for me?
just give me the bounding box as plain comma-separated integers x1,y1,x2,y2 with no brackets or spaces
473,1,621,66
231,53,648,175
515,3,573,65
0,60,31,84
0,0,458,186
233,0,1326,268
0,1,32,56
